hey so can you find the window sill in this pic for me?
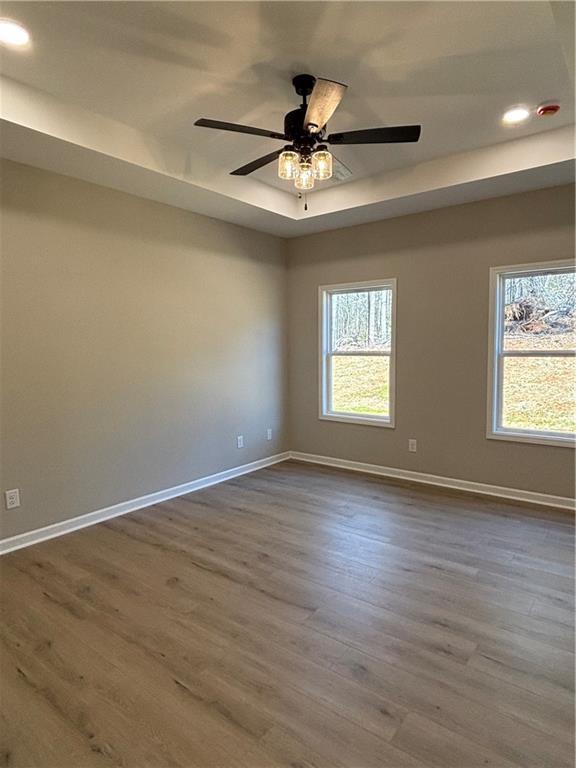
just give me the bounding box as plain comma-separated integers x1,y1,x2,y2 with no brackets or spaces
320,412,395,428
487,429,575,448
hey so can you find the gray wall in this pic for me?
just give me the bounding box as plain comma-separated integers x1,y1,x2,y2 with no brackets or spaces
1,161,574,542
288,184,575,499
1,160,288,538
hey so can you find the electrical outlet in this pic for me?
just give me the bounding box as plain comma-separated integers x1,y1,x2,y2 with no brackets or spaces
237,435,244,449
5,489,20,510
408,439,417,453
267,428,273,441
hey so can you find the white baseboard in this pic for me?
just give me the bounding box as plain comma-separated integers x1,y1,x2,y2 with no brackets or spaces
0,452,290,555
289,451,575,511
3,448,572,555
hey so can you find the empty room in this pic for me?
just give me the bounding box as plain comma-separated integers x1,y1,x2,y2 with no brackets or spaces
0,2,574,766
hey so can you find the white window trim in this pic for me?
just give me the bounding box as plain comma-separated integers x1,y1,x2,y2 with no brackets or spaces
319,279,397,428
487,259,575,448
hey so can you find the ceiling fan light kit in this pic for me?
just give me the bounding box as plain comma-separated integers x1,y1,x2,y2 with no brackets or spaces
279,145,333,188
194,73,421,189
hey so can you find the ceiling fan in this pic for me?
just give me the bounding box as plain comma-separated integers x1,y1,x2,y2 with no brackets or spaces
194,74,421,190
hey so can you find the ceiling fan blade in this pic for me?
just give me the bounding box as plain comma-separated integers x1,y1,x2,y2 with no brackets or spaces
304,78,347,133
327,125,421,145
195,118,286,140
230,149,283,176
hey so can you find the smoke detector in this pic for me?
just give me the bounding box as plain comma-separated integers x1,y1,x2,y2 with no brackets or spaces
536,103,560,117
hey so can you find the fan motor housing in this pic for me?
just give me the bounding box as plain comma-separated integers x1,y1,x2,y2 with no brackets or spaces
284,108,305,139
284,107,320,152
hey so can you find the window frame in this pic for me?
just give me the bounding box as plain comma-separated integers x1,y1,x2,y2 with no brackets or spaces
319,278,397,428
487,259,575,448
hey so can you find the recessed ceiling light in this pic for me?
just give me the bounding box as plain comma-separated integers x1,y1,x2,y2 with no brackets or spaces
0,19,30,48
502,106,531,125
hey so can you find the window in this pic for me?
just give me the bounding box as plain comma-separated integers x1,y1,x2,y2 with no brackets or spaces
488,260,575,447
319,280,396,427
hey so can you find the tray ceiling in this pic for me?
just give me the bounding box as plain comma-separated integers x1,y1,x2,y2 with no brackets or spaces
1,1,574,236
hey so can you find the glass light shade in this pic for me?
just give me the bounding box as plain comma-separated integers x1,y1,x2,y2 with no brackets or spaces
294,159,315,190
312,149,333,180
278,150,300,180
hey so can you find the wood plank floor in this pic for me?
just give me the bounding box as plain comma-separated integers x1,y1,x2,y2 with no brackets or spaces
1,460,574,767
